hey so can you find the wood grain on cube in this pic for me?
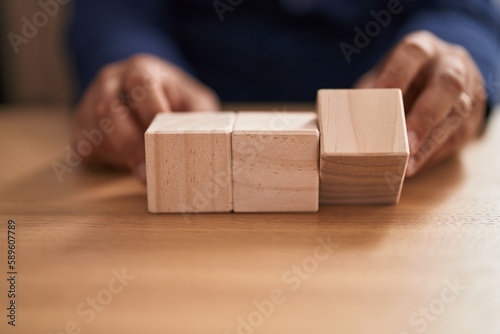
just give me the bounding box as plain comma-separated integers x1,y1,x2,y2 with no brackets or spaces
232,112,319,212
317,89,409,204
145,112,235,213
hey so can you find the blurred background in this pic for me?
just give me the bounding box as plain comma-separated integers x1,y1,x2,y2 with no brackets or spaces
0,1,74,106
0,0,499,106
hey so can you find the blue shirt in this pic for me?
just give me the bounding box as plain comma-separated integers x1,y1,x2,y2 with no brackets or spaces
68,0,500,104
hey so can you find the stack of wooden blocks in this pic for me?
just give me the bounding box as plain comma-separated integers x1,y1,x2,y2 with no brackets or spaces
145,89,410,213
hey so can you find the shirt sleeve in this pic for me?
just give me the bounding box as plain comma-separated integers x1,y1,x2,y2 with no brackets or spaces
67,0,193,95
389,0,500,107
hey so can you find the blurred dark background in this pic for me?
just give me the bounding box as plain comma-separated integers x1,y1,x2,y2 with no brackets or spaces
0,1,74,106
0,1,499,106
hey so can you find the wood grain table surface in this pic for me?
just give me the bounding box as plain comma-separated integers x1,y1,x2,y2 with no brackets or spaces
0,105,499,334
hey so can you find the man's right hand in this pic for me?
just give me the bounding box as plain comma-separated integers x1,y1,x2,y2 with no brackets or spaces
72,54,220,183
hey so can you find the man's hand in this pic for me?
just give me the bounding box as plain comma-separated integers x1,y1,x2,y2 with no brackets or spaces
355,31,486,177
72,54,220,183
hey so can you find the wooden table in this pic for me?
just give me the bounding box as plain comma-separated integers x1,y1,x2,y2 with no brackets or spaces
0,105,499,334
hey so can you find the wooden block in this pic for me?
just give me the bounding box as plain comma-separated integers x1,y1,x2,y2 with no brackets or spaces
232,112,319,212
317,89,409,204
145,112,235,213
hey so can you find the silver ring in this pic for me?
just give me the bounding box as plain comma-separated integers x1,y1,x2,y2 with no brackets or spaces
454,92,473,118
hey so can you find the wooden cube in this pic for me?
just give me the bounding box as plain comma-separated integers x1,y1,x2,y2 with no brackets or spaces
145,112,235,213
232,112,319,212
317,89,409,204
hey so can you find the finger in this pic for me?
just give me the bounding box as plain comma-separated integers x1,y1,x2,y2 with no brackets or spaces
107,103,147,183
179,83,220,111
73,71,124,166
374,31,436,94
406,93,470,176
353,70,377,88
123,71,172,129
424,133,463,170
73,86,98,146
86,74,126,167
406,55,467,155
165,77,220,112
402,70,428,114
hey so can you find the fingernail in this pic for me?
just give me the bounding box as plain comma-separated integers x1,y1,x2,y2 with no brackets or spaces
135,162,147,184
407,131,419,153
406,157,416,177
